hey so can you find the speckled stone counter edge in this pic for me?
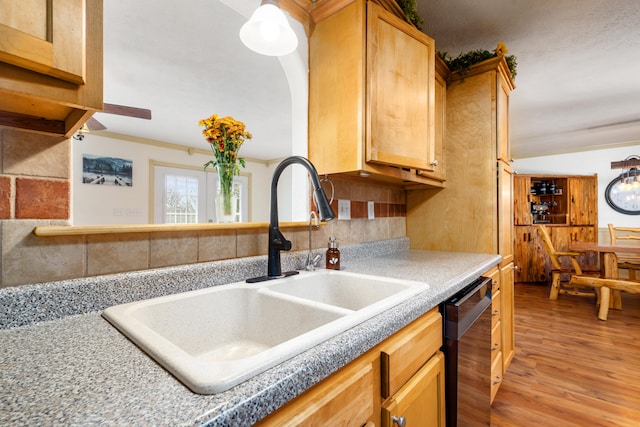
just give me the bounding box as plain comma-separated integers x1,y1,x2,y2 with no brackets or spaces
0,237,409,329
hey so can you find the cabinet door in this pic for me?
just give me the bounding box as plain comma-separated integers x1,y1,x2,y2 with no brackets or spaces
490,351,504,403
513,175,532,225
366,2,435,170
381,352,445,427
256,362,375,426
500,262,515,370
514,226,547,282
381,308,442,398
416,57,446,181
499,162,514,265
490,297,503,405
0,0,86,84
569,177,597,225
496,71,511,163
568,225,599,268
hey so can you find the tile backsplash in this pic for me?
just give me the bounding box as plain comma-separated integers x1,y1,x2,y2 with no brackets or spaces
0,128,407,287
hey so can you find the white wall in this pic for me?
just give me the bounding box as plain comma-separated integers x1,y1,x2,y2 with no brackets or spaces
513,143,640,228
72,134,274,225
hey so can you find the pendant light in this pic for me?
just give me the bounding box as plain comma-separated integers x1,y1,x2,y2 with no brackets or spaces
239,0,298,56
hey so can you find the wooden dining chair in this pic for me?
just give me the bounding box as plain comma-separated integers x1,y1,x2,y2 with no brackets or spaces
536,224,599,300
607,224,640,279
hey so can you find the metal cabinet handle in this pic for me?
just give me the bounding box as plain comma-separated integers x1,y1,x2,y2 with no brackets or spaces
430,160,439,166
392,415,407,427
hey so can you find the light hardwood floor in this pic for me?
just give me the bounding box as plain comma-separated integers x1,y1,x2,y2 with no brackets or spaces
491,283,640,427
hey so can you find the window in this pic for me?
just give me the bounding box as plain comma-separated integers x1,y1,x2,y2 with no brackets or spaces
163,174,200,223
153,165,249,223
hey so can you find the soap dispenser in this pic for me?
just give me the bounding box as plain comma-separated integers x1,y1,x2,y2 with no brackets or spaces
326,237,340,270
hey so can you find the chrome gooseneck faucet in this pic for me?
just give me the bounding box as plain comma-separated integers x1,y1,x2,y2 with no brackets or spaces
306,211,321,271
247,156,335,283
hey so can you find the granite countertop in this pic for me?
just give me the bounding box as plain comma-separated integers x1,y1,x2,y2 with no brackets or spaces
0,238,501,426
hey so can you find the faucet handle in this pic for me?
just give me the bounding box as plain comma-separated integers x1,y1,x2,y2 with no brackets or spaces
271,228,291,251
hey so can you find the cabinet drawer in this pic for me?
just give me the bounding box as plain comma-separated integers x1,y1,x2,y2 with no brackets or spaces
380,308,442,398
492,288,502,328
491,320,502,354
256,361,374,426
492,276,501,295
381,351,446,427
490,351,503,404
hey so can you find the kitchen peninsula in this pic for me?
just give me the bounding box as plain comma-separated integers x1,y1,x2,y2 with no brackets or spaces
0,238,500,426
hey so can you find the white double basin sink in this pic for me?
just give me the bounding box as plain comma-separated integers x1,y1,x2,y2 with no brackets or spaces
102,270,427,394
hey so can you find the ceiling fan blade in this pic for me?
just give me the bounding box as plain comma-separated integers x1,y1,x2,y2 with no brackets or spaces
103,103,152,120
86,117,107,131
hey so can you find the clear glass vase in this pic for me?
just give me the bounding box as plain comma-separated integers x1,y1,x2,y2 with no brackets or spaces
215,163,237,223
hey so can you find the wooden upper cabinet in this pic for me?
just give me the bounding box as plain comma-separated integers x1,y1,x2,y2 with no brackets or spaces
0,0,102,137
498,163,514,265
309,0,439,187
568,176,598,225
417,55,447,182
366,1,435,170
0,0,85,85
496,73,511,163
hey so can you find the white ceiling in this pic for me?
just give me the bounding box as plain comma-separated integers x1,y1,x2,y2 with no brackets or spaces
96,0,293,160
418,0,640,158
95,1,640,161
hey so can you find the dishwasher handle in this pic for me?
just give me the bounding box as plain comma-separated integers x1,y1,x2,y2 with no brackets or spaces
443,276,492,339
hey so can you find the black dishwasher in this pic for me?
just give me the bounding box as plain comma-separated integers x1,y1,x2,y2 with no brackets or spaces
441,276,492,427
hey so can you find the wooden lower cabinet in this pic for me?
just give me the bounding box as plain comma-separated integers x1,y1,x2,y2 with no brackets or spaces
514,226,547,282
255,360,375,426
500,263,515,371
381,352,445,427
486,264,514,404
256,308,443,426
488,268,502,404
490,352,504,404
515,224,598,283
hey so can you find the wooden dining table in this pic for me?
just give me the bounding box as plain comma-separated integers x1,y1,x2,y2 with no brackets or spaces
568,240,640,310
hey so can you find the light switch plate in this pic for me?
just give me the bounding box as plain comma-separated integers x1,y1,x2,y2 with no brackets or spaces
338,199,351,220
368,201,375,219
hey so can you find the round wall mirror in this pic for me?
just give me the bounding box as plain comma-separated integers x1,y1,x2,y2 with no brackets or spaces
605,167,640,215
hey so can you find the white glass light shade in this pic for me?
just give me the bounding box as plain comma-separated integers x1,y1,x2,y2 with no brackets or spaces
239,4,298,56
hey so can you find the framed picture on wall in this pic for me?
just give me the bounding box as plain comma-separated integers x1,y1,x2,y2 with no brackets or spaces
82,154,133,186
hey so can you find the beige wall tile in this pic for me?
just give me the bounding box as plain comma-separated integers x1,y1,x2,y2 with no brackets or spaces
282,226,312,253
332,177,352,200
2,129,70,179
350,219,367,244
389,217,407,238
87,233,150,276
390,187,407,204
313,223,332,250
350,181,367,201
237,229,268,257
366,182,385,202
331,219,352,245
1,220,85,287
149,231,199,268
198,230,237,261
371,216,390,240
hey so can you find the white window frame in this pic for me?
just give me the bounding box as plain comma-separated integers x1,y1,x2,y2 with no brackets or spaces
152,164,249,224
